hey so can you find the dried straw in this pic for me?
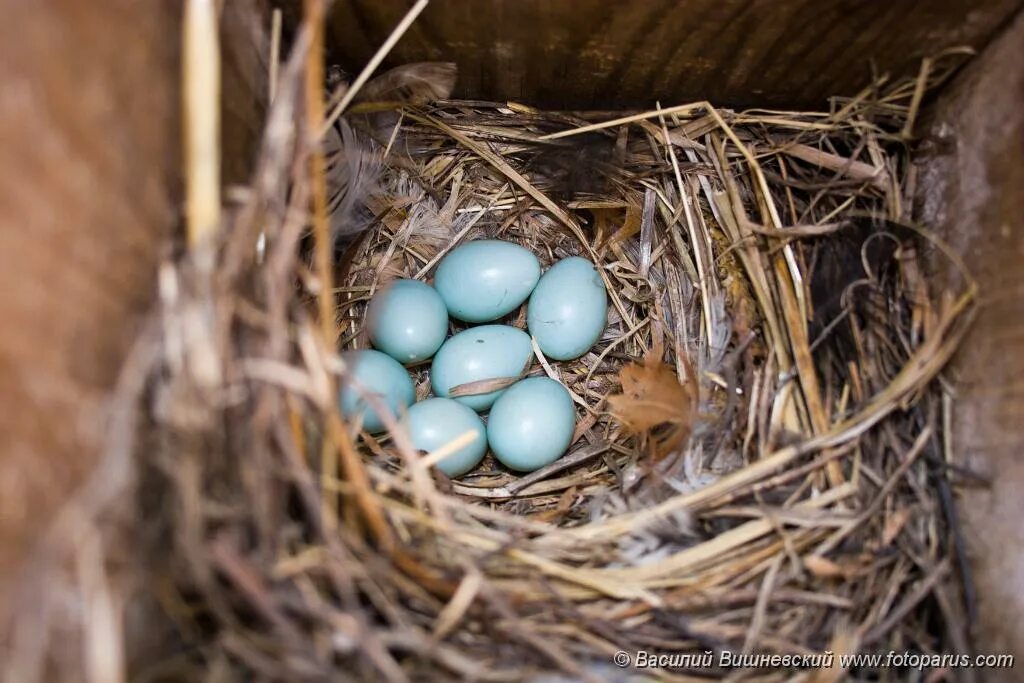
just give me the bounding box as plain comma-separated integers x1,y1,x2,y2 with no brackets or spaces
135,10,981,683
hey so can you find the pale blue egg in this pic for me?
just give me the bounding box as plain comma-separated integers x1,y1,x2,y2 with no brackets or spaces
434,240,541,322
527,257,608,360
405,398,488,477
430,325,533,412
366,279,449,363
338,349,415,433
487,377,576,472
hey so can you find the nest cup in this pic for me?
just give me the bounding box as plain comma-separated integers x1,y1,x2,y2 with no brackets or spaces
133,11,980,683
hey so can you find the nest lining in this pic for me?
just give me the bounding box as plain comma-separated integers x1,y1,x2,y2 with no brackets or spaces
143,31,980,683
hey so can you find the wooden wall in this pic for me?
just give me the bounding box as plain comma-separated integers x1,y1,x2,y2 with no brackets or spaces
916,11,1024,676
0,1,269,676
0,0,180,595
314,0,1023,109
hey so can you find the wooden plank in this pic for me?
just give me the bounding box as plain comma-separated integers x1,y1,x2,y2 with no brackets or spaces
0,0,269,672
303,0,1023,109
915,11,1024,679
0,0,179,588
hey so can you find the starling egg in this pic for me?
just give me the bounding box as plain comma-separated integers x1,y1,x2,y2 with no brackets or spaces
433,240,541,322
487,377,576,472
527,256,608,360
366,279,449,363
430,325,534,412
338,350,415,433
404,398,488,477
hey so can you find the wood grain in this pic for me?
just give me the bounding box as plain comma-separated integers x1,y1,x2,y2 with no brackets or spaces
0,0,269,675
916,11,1024,674
309,0,1022,109
0,0,180,590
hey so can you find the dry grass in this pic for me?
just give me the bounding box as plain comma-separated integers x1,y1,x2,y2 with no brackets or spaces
129,11,982,679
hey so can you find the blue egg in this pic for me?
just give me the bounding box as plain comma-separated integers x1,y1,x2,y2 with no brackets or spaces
430,325,533,412
487,377,576,472
527,257,608,360
366,279,449,363
433,240,541,322
338,350,415,433
404,398,488,477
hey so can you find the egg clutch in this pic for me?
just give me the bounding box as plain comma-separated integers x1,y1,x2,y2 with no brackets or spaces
338,239,608,477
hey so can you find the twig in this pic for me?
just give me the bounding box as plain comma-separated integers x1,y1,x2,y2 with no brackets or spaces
303,0,335,345
538,102,705,141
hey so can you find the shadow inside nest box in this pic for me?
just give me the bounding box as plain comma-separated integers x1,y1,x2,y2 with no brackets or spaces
520,133,621,201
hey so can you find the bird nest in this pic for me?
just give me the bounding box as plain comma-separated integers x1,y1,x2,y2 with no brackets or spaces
138,19,979,682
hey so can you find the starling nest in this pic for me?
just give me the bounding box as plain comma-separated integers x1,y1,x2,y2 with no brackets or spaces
131,24,979,683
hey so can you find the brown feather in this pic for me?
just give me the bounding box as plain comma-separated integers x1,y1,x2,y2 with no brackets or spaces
356,62,457,106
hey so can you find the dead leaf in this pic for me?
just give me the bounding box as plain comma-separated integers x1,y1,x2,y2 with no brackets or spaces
589,207,622,247
606,201,643,247
607,345,695,459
